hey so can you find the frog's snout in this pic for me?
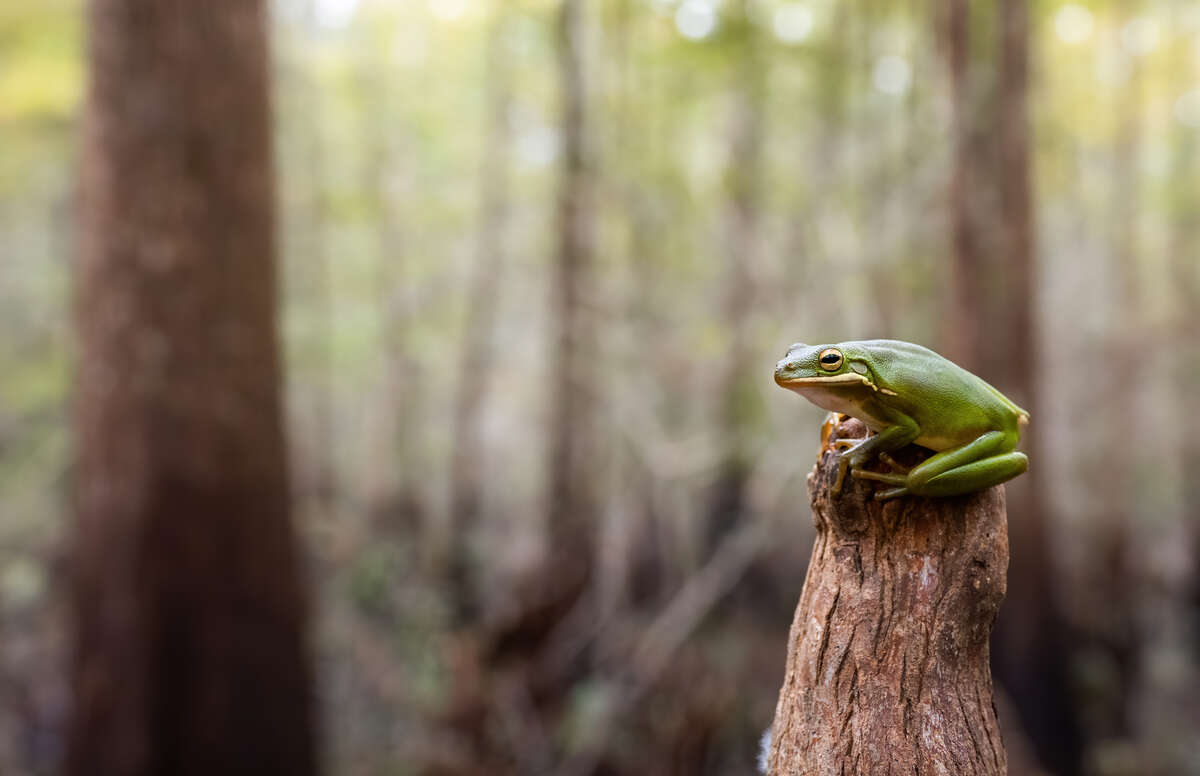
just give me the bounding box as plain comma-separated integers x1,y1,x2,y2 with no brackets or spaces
776,343,808,385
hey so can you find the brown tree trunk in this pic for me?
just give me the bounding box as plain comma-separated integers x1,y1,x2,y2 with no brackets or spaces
767,417,1008,775
940,1,1078,769
547,0,596,549
69,1,316,774
942,0,983,375
989,2,1079,772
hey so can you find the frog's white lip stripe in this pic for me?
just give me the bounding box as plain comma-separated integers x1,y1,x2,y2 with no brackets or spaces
776,373,900,395
776,374,867,388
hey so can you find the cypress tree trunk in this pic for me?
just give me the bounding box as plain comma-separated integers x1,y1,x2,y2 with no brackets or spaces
939,0,1077,769
69,0,316,773
767,417,1008,775
548,0,596,548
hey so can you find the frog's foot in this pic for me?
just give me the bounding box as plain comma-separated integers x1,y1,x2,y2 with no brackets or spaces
829,439,863,495
878,452,910,474
850,467,910,500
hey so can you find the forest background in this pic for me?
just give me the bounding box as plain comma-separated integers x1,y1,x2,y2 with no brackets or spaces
2,0,1199,774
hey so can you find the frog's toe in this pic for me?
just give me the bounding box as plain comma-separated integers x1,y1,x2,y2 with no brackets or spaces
874,486,909,501
851,469,906,486
832,458,849,495
878,452,911,474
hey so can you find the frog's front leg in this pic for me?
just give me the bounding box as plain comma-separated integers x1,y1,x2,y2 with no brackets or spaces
830,417,918,495
873,429,1028,500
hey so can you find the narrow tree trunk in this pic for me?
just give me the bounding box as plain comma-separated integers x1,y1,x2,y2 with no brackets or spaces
1072,19,1145,753
447,7,513,622
547,0,595,548
70,1,315,773
990,2,1079,771
942,0,983,374
1168,19,1200,631
939,1,1078,769
358,21,426,548
302,0,337,516
709,0,765,552
767,417,1008,775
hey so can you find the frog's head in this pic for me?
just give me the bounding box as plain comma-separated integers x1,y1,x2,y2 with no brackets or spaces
774,342,867,392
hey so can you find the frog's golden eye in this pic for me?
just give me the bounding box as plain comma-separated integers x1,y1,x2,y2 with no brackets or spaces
818,348,843,371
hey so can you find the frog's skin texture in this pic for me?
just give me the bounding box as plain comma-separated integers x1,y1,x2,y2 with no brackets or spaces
774,339,1029,500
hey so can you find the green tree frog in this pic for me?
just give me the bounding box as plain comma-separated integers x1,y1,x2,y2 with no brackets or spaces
774,339,1029,500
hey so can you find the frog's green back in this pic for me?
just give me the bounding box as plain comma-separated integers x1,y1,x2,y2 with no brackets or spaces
849,339,1029,427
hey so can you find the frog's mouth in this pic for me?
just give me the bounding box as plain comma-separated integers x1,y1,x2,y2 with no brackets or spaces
774,373,868,389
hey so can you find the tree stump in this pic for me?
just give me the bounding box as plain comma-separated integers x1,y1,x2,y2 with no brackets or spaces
767,416,1009,775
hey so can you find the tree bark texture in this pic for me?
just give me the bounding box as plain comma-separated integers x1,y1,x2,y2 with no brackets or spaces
767,417,1008,775
70,1,316,774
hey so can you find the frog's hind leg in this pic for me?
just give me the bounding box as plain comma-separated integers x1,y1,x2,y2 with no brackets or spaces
906,430,1027,497
914,453,1028,497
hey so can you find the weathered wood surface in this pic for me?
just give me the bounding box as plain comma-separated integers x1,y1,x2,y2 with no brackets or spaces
767,417,1009,775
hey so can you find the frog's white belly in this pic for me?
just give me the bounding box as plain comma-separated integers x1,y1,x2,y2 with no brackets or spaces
797,385,966,452
798,386,889,432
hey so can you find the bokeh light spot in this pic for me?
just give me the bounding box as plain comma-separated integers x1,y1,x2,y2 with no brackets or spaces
429,0,468,23
872,55,912,96
313,0,359,30
1120,17,1160,56
1054,4,1093,45
517,126,560,167
675,0,718,41
1175,90,1200,128
773,4,813,45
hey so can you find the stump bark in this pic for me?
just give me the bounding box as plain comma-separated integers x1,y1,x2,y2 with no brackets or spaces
767,417,1009,775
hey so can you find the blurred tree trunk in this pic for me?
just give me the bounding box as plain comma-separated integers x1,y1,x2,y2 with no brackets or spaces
943,0,984,375
302,1,337,517
597,0,645,617
941,0,1080,771
69,0,316,774
360,26,425,542
548,0,596,553
709,0,765,553
1166,48,1200,775
447,8,512,623
1084,18,1145,751
1168,21,1200,635
991,3,1080,767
